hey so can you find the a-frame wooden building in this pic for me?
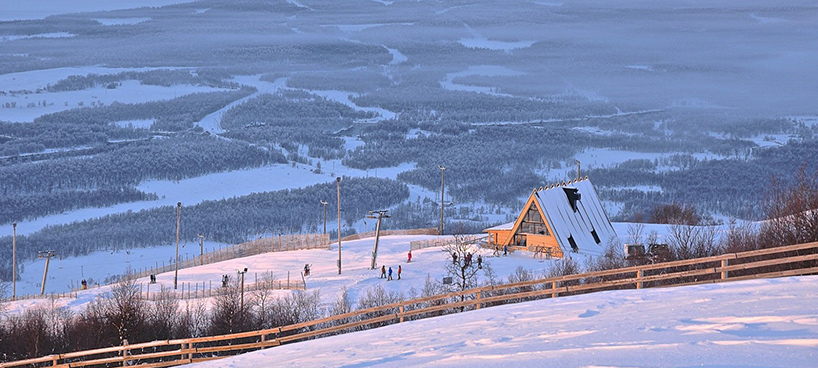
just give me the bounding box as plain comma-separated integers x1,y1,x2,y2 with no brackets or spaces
484,177,616,258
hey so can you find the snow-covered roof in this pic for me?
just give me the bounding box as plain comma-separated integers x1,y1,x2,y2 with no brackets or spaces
534,178,616,256
484,221,515,231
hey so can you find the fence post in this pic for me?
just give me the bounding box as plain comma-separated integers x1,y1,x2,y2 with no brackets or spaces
721,259,728,280
476,291,481,310
399,305,405,323
122,339,129,365
551,281,558,298
636,269,644,289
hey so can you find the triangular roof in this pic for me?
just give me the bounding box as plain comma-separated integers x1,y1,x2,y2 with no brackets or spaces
503,177,616,256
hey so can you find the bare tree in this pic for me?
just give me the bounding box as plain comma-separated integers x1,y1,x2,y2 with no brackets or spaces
760,166,818,247
107,277,147,343
208,277,252,335
177,299,208,338
147,288,180,340
668,223,721,260
723,219,760,253
627,223,645,245
252,273,278,330
443,235,483,309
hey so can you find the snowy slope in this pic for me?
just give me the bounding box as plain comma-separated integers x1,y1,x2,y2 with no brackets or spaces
188,275,818,368
3,234,572,315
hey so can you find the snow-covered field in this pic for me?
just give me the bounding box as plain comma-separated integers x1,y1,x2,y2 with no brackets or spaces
3,233,575,314
189,275,818,368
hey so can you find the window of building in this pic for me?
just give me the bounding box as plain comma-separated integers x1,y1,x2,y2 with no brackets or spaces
519,203,549,236
568,235,578,253
591,229,601,244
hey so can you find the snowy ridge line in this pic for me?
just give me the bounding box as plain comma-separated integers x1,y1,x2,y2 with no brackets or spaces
5,241,818,368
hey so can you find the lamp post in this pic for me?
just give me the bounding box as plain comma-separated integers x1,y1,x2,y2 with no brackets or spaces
174,202,181,290
237,267,248,313
438,165,446,235
12,222,16,300
198,234,204,266
320,200,328,235
336,177,342,275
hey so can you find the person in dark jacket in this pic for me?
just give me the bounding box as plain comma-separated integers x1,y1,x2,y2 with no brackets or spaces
381,265,386,279
398,265,402,280
387,267,393,281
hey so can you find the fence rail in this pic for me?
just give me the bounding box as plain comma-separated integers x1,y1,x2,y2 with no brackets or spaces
141,279,306,302
342,228,438,242
409,234,486,251
9,234,329,302
3,241,817,368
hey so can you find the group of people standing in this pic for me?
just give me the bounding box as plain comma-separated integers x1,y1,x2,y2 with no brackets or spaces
454,252,484,269
380,264,401,280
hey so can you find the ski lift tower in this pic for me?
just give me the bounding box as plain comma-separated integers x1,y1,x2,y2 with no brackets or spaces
368,210,390,270
37,250,56,295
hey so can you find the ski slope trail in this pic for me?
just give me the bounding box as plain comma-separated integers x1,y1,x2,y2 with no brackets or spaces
188,275,818,368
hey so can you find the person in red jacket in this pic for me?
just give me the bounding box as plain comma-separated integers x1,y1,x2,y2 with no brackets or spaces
398,265,402,280
407,250,412,263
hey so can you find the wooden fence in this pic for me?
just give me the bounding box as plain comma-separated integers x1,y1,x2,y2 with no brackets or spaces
139,274,307,301
341,228,438,242
10,234,327,302
409,234,487,251
3,241,816,368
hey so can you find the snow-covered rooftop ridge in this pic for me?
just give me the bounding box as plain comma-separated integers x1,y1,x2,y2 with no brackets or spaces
483,221,514,231
534,176,616,256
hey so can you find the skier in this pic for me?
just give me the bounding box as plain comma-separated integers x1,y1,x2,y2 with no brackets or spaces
503,245,508,256
150,274,156,284
452,253,458,265
398,265,402,280
493,244,500,257
304,264,310,277
81,279,87,290
407,250,412,263
387,267,393,281
381,265,386,279
465,252,472,267
222,274,229,287
477,254,483,269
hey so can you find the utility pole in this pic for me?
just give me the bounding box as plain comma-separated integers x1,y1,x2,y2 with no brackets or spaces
368,210,390,269
238,268,247,313
575,159,581,181
174,202,181,290
198,234,204,266
320,200,328,235
37,250,56,295
438,165,446,235
336,177,342,275
12,222,17,300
